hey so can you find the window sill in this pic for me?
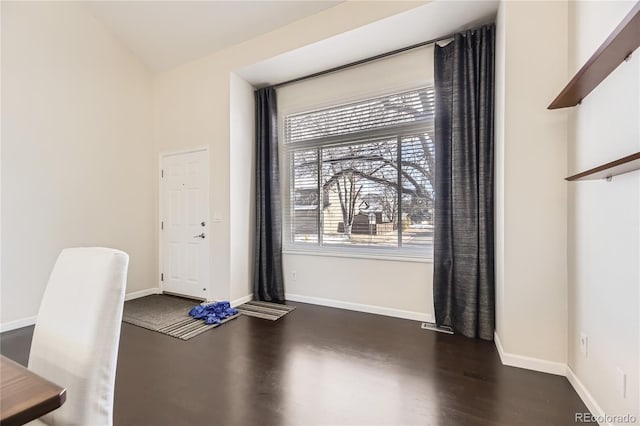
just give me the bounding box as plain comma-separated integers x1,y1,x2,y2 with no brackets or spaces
282,249,433,264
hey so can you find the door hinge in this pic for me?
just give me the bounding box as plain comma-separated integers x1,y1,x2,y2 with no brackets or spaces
161,221,164,230
161,169,164,178
161,273,164,282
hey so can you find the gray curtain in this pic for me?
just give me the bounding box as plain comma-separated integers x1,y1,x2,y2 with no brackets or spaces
254,87,285,302
433,24,495,340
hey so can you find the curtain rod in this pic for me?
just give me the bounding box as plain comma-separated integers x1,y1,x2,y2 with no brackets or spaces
271,31,460,89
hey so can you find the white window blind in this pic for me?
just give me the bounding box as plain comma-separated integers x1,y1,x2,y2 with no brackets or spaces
284,87,435,256
285,88,435,144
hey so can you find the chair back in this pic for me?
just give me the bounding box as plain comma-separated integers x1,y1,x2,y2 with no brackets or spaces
28,247,129,426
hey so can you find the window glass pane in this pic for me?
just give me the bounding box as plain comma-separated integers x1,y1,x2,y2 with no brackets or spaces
291,149,319,244
321,140,399,248
400,133,435,248
284,86,435,255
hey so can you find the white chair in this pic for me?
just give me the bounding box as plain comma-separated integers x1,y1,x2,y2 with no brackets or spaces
28,248,129,426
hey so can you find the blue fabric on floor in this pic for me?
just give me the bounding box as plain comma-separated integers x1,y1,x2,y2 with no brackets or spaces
189,301,238,325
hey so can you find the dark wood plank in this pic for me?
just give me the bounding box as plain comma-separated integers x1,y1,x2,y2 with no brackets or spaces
566,151,640,181
0,355,66,426
2,302,593,426
548,1,640,109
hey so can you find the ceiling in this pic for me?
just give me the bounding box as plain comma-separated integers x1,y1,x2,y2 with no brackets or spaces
237,0,499,87
86,1,343,71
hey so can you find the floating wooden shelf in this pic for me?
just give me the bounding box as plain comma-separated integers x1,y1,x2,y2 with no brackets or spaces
548,1,640,109
566,152,640,181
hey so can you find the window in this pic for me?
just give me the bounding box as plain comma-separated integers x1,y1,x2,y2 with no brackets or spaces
283,87,435,257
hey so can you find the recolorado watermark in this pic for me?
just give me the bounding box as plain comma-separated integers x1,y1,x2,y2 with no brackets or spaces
575,412,637,423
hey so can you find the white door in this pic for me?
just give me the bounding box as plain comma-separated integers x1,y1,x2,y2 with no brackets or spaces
160,149,209,299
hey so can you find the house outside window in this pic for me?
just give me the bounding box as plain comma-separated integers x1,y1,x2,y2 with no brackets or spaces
283,86,435,258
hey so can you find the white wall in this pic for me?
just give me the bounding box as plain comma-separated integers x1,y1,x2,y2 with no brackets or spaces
567,0,639,420
229,73,255,302
153,1,423,304
277,47,434,320
276,46,433,113
1,2,155,325
494,0,506,348
0,2,3,324
284,255,432,321
494,0,569,366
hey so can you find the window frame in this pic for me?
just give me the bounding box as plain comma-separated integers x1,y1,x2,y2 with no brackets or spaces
281,87,435,261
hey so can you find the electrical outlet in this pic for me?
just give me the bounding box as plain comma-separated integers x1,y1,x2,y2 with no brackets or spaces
292,271,297,281
579,333,588,357
616,368,626,398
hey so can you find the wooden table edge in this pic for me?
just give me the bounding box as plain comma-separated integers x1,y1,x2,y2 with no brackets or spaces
2,388,66,426
1,356,67,426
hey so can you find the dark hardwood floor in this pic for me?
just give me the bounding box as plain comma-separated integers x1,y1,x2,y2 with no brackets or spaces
1,302,592,425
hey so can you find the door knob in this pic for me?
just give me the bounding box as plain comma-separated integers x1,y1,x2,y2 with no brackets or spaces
193,233,205,239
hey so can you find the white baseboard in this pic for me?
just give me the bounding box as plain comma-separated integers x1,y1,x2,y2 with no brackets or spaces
566,366,610,426
2,288,160,333
1,315,37,333
494,332,615,425
230,293,253,307
124,287,161,301
494,331,566,376
285,293,434,323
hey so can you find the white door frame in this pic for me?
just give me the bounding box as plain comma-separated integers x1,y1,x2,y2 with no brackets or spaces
158,146,210,299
